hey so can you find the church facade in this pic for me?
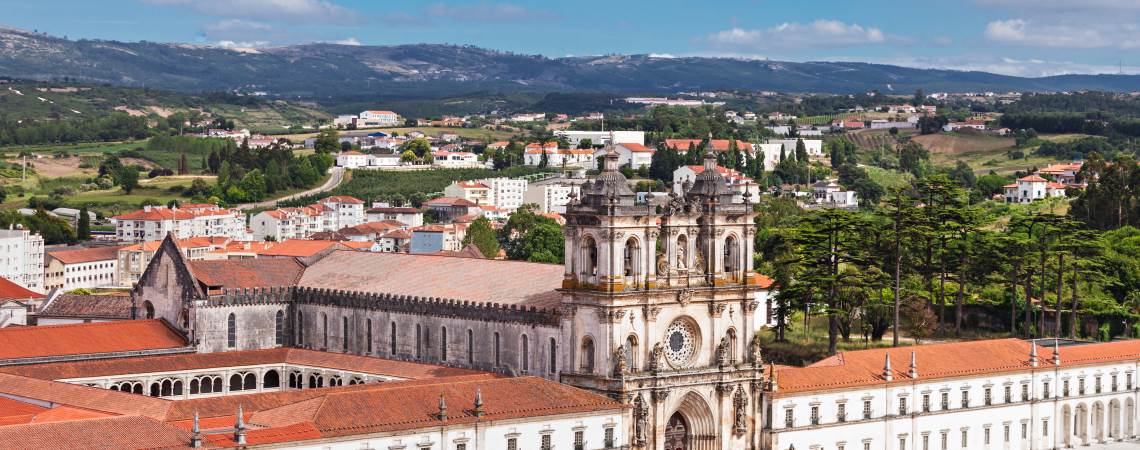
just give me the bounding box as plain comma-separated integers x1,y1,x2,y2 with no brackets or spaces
132,147,775,450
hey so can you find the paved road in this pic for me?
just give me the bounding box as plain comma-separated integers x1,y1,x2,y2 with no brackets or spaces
236,166,345,211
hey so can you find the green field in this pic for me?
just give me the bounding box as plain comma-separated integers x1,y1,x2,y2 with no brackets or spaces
0,141,145,157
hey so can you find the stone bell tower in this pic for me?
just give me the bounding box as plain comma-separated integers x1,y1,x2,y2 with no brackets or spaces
559,142,767,450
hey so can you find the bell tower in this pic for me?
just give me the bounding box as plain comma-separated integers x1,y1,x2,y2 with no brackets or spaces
559,141,766,450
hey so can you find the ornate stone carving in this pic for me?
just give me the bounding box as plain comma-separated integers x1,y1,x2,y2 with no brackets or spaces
613,346,628,377
733,386,748,435
651,388,670,402
750,335,763,367
644,305,662,321
715,336,729,368
743,301,759,312
596,308,627,323
561,304,578,317
676,245,687,270
633,394,648,446
676,289,693,306
648,342,664,372
715,228,726,237
693,250,706,274
656,253,668,275
708,302,726,317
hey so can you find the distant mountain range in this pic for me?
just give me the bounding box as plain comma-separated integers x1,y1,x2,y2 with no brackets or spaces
2,27,1139,100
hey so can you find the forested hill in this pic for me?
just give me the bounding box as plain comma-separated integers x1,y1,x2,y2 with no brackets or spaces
2,27,1139,99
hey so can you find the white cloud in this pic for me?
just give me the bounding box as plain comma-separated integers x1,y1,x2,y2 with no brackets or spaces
141,0,358,24
984,18,1139,48
330,37,361,46
703,20,889,50
424,2,555,22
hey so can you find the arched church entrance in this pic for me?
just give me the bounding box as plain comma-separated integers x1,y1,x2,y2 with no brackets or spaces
667,391,717,450
664,412,689,450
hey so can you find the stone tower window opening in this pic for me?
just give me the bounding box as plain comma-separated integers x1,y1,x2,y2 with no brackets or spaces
581,336,596,373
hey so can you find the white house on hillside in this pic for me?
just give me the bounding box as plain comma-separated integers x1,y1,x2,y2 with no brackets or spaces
1004,175,1067,203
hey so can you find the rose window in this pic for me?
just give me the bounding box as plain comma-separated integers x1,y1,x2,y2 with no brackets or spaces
663,319,698,368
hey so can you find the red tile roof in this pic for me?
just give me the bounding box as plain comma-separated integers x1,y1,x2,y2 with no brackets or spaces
424,197,477,207
664,139,753,152
257,240,343,258
298,250,564,307
319,195,364,204
0,415,192,450
772,338,1140,396
1018,175,1048,182
617,143,655,153
0,320,187,361
37,294,132,319
188,258,305,289
47,245,125,264
0,276,44,301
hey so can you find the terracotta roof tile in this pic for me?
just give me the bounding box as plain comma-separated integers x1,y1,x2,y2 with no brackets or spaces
47,246,125,264
38,294,132,319
0,276,44,300
0,320,187,361
257,240,343,257
298,251,563,307
0,415,191,450
188,258,305,289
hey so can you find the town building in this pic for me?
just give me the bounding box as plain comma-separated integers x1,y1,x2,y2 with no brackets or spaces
111,204,246,243
250,196,365,241
673,165,760,203
335,150,370,168
554,130,646,147
443,181,492,205
1037,162,1084,187
524,147,596,167
811,180,860,208
423,197,480,223
1004,175,1067,204
433,150,482,168
358,110,399,127
43,245,123,292
595,142,655,168
366,205,424,227
768,138,824,158
767,338,1140,450
409,224,468,253
0,277,45,327
523,183,581,214
117,237,231,287
0,226,44,292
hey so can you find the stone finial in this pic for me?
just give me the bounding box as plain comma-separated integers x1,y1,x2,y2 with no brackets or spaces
437,394,448,421
472,389,484,418
1052,339,1061,366
1029,341,1039,367
234,404,247,446
882,353,893,381
908,351,918,379
768,362,779,392
190,410,202,448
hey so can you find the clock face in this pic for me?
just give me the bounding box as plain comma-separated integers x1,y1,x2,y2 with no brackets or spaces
663,319,698,368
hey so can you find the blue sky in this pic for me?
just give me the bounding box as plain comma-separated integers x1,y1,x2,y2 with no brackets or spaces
3,0,1140,77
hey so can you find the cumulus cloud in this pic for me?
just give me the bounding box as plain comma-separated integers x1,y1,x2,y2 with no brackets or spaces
703,20,888,50
424,2,555,22
141,0,358,24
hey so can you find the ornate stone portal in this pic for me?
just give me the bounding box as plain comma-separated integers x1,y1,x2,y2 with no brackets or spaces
559,140,765,450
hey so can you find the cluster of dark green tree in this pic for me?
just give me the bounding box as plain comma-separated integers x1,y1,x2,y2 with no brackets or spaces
1034,136,1138,161
0,209,77,244
461,204,564,263
0,112,148,146
207,139,331,204
1069,152,1140,230
758,175,1137,359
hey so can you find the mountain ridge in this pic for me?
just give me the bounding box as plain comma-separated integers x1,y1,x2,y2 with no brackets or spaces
1,27,1137,99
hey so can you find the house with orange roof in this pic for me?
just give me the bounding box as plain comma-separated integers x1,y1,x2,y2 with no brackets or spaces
1004,175,1067,203
111,204,246,243
0,276,46,327
443,180,491,205
43,245,125,292
767,338,1140,450
432,150,482,168
1036,162,1084,186
250,196,364,242
366,205,423,227
595,142,656,168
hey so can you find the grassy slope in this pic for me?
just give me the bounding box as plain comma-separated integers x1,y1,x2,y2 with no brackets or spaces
0,82,329,131
846,129,1088,175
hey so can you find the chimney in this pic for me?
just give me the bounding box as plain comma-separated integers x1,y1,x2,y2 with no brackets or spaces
1029,341,1039,367
437,394,447,421
908,351,918,379
234,404,247,446
190,410,202,448
882,354,893,381
1052,339,1061,366
471,388,485,418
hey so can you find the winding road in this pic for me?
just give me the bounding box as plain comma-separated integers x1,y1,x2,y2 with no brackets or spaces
236,166,345,211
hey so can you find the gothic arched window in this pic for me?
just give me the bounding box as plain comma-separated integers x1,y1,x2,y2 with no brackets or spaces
341,316,349,352
624,237,640,278
274,310,284,346
521,334,530,372
366,319,373,354
493,332,501,367
226,313,236,349
320,312,328,349
549,338,557,374
581,337,596,372
467,329,475,363
582,236,599,277
625,334,639,371
440,326,448,361
724,235,739,277
296,311,304,346
390,321,397,356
